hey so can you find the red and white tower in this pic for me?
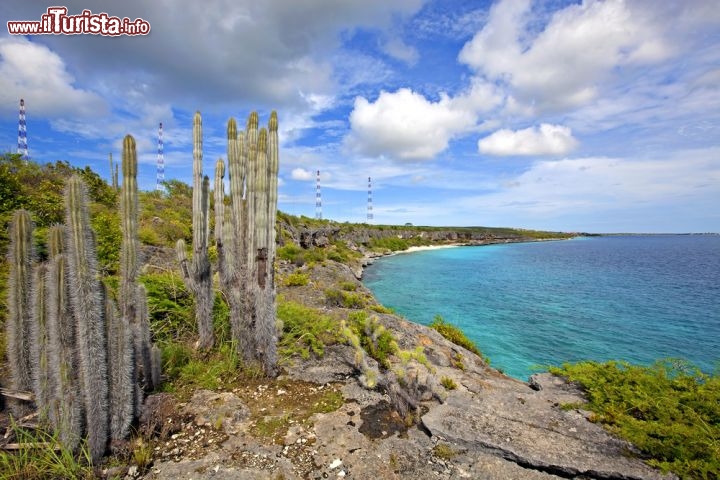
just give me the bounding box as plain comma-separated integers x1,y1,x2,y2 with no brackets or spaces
18,99,28,160
315,169,322,220
156,122,164,190
367,176,373,223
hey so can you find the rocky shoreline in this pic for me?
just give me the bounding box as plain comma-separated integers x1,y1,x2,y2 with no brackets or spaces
140,257,675,480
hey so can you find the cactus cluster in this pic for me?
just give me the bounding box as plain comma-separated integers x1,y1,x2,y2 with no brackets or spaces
178,110,280,376
4,135,160,463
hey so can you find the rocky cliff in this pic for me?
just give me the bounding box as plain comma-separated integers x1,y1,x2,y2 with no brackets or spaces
139,259,675,480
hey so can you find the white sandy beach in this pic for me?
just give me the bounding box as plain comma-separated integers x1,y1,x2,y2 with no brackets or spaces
400,243,464,254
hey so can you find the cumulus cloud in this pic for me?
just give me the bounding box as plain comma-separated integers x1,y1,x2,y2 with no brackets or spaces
2,0,424,112
290,168,315,181
458,0,672,112
0,37,106,117
478,124,578,156
347,88,476,160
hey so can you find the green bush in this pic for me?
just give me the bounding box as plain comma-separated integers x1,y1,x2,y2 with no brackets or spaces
277,299,341,360
139,272,195,342
440,376,458,390
278,243,303,263
429,315,483,358
283,272,310,287
369,236,409,252
348,311,398,368
325,288,366,309
549,360,720,479
339,281,357,291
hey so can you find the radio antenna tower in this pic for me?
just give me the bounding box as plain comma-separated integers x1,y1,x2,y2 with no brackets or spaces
315,170,322,220
367,176,374,223
156,122,164,190
18,99,28,160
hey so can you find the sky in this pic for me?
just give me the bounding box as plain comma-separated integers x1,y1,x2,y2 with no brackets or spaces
1,0,719,233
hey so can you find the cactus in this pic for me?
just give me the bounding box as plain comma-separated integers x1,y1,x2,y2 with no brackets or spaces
64,175,109,462
6,209,35,416
30,262,52,422
150,344,162,389
135,284,153,392
119,135,140,326
177,112,214,350
106,289,134,442
45,244,83,453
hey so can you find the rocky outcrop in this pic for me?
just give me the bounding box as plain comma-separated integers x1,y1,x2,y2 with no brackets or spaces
137,258,677,480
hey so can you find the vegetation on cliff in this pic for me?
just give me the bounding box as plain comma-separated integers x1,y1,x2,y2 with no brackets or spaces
550,360,719,479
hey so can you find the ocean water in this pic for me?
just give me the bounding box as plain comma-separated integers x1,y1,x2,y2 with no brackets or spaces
362,235,720,381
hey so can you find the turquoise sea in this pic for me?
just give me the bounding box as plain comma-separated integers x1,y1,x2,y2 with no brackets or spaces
362,235,720,381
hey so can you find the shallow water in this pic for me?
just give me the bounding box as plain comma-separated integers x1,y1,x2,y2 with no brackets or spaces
363,236,720,380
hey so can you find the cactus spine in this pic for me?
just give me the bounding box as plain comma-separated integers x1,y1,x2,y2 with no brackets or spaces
45,229,83,453
4,137,159,462
7,210,35,416
30,262,51,422
65,175,109,462
177,111,214,350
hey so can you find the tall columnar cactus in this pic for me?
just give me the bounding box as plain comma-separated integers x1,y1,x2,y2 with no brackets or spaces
135,284,153,393
7,209,35,416
45,227,83,453
118,135,143,420
106,289,133,442
30,262,51,422
65,175,109,462
177,112,214,350
120,135,140,326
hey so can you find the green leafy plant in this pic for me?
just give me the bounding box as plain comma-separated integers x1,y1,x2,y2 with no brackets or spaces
549,359,720,479
348,311,398,368
283,272,309,287
277,299,341,360
430,315,483,358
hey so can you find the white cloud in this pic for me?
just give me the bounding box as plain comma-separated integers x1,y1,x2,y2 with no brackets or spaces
380,37,419,66
455,149,720,231
291,168,315,181
478,124,578,156
347,88,476,160
458,0,672,112
0,37,106,117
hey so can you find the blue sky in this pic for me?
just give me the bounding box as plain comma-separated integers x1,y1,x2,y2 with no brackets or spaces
1,0,719,233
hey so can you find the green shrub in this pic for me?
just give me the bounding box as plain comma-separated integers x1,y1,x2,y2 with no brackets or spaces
369,236,409,252
339,281,357,291
440,376,458,390
549,359,720,479
140,272,195,342
369,304,394,314
430,315,482,358
348,311,398,368
277,299,341,360
325,288,366,309
283,272,309,287
277,243,303,263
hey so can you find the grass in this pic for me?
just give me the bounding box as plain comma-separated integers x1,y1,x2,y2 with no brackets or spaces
160,342,263,399
0,423,95,479
325,288,367,309
277,298,342,360
432,443,457,460
440,376,458,390
429,315,483,358
549,359,720,479
348,311,398,368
